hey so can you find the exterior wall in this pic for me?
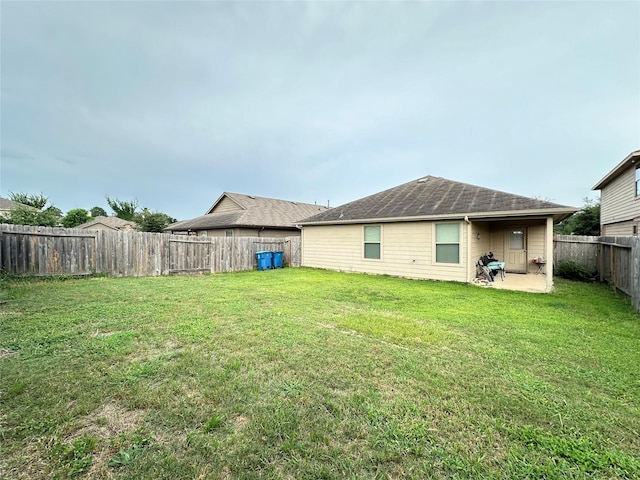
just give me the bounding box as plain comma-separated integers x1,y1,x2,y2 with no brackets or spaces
527,223,546,273
302,221,468,282
602,222,637,236
470,221,492,270
212,197,242,213
600,166,640,228
201,228,299,238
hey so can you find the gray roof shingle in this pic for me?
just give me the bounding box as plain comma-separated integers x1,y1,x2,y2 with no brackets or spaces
166,193,329,232
299,176,577,224
76,216,139,230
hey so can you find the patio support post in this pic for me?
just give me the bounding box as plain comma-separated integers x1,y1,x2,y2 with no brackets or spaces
546,216,554,292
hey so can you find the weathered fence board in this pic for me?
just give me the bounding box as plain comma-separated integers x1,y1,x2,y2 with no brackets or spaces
553,235,600,275
554,235,639,312
0,224,301,278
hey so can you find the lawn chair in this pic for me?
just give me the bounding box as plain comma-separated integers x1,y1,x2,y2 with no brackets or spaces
476,259,494,282
481,253,505,281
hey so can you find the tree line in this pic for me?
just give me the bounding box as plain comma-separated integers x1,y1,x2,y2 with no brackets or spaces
554,198,600,236
2,193,177,233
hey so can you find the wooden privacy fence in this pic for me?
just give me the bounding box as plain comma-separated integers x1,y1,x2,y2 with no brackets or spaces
554,235,640,312
0,224,301,277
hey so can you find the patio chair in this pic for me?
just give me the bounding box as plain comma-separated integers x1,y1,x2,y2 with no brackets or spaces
481,253,505,281
476,259,494,282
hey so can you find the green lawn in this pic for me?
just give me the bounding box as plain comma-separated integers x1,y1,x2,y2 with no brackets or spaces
1,268,639,479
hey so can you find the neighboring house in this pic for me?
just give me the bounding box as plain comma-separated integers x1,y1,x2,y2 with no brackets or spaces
75,216,139,232
298,176,577,292
592,149,640,235
0,196,37,218
165,192,329,237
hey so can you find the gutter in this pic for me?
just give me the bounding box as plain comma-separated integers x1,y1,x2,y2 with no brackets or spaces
297,208,578,227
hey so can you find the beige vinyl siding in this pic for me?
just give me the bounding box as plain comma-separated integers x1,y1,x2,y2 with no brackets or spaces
526,223,546,273
302,222,467,282
212,197,242,213
490,228,506,262
603,222,636,236
471,222,492,262
600,166,640,226
203,228,298,238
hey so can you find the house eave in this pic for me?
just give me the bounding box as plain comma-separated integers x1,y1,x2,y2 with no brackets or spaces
166,223,298,232
593,150,640,190
299,208,577,227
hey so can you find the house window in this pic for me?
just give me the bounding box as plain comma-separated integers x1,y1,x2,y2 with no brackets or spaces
636,167,640,196
225,229,233,237
634,225,638,236
364,225,381,259
435,223,460,264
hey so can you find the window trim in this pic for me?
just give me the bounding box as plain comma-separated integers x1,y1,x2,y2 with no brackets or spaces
434,222,461,265
363,225,382,260
635,166,640,197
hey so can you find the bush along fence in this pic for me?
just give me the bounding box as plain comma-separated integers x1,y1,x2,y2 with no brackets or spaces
0,224,300,278
554,235,640,312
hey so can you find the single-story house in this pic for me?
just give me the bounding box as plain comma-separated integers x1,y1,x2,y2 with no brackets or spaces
592,149,640,235
76,216,139,232
0,196,38,218
298,176,577,292
165,192,329,237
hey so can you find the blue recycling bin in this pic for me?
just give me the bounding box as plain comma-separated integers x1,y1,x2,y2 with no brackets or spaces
272,251,284,268
256,251,273,271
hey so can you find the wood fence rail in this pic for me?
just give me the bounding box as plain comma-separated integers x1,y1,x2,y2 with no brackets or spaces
0,224,301,277
554,235,640,312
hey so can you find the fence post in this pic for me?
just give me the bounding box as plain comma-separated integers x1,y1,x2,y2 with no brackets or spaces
632,236,640,311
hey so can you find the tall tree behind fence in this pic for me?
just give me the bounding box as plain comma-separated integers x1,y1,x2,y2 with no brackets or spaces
554,235,640,312
0,224,300,277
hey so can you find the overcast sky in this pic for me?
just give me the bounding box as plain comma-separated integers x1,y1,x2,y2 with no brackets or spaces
1,1,638,220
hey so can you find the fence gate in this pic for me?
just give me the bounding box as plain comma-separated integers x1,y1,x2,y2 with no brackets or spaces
168,237,212,274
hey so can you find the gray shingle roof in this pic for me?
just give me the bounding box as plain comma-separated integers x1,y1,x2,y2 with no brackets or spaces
299,176,577,224
166,193,330,232
0,197,38,212
76,216,139,230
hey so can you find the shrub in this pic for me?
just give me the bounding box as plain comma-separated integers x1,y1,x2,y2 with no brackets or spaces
555,259,591,281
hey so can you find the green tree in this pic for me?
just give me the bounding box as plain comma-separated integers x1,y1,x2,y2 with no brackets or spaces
6,205,62,227
9,192,49,209
106,197,138,221
135,208,177,232
5,192,62,226
555,198,600,236
90,206,107,218
62,209,91,228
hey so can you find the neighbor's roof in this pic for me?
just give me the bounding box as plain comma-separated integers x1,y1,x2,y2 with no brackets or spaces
166,192,330,231
299,176,577,225
75,216,139,230
592,150,640,190
0,196,38,211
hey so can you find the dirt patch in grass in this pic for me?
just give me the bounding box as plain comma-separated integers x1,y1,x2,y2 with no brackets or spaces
74,402,145,440
233,414,249,432
69,402,147,478
0,347,15,359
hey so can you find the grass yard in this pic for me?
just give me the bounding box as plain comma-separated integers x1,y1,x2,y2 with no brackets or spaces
1,268,639,479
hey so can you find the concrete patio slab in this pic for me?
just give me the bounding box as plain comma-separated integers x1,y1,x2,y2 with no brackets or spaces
489,273,549,293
